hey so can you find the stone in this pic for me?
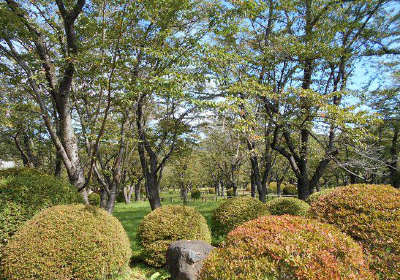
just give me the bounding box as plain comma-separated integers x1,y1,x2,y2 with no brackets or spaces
165,240,215,280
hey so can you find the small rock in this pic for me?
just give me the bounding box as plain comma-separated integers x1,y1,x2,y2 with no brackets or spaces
165,240,215,280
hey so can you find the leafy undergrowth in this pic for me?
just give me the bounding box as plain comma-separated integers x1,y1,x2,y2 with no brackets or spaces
113,200,224,280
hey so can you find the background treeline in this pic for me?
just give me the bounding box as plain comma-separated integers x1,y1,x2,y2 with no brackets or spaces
0,0,398,212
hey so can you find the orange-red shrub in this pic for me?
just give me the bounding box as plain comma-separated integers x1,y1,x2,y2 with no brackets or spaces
309,184,399,279
200,215,374,280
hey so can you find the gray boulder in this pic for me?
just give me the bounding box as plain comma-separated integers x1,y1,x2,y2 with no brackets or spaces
165,240,215,280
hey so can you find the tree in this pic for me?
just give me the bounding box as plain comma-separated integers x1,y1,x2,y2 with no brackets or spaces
0,0,88,200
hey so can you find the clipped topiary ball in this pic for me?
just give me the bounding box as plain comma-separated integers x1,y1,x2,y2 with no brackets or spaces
88,192,100,206
137,205,211,267
208,187,215,194
1,204,131,280
200,215,374,280
282,183,297,195
226,188,234,197
191,188,201,200
305,188,335,205
211,196,268,239
0,168,83,258
267,197,310,216
309,184,400,279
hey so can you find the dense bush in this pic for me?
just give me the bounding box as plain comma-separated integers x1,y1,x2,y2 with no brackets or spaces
191,188,201,200
267,197,310,216
226,188,234,197
211,196,268,239
88,192,100,206
305,188,335,205
137,205,211,267
267,182,278,193
282,183,297,195
0,202,30,259
208,187,215,194
0,168,82,258
309,184,400,279
1,204,131,280
200,215,374,280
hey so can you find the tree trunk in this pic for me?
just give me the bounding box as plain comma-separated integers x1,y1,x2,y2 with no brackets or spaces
134,183,141,202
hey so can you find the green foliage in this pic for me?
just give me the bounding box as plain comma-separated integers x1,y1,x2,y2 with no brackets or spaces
309,184,400,279
116,191,126,203
0,168,83,258
305,189,335,205
137,205,211,267
1,204,131,280
226,188,234,197
200,215,374,280
0,202,30,259
208,187,215,194
211,196,268,239
191,188,201,200
267,182,278,193
88,192,100,206
282,183,297,195
267,197,310,216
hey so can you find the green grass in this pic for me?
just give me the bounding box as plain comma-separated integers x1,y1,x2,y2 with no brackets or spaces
114,200,223,254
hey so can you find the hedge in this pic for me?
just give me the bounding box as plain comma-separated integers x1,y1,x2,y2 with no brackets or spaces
267,197,310,216
309,184,400,279
305,188,335,205
137,205,211,267
0,168,82,259
1,204,131,280
200,215,374,280
211,196,268,239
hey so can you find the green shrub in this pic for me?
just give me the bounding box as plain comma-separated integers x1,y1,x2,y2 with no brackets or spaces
282,183,297,195
309,184,400,279
305,188,335,205
267,197,310,216
116,190,125,203
226,188,234,197
191,188,201,200
208,187,215,194
137,205,211,267
0,168,82,258
211,196,268,239
200,215,374,280
245,184,251,192
268,182,278,193
88,192,100,206
1,204,131,280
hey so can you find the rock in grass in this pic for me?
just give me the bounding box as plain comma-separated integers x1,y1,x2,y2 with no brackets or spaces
166,240,215,280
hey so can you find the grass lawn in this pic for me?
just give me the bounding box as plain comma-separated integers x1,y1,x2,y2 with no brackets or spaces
113,200,224,280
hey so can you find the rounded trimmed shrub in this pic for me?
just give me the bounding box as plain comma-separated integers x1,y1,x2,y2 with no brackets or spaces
267,197,310,216
267,182,278,193
309,184,400,279
1,204,131,280
208,187,215,194
191,188,201,200
88,192,100,206
137,205,211,267
282,183,297,195
305,188,335,205
211,196,268,239
226,188,234,197
200,215,374,280
0,168,83,258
